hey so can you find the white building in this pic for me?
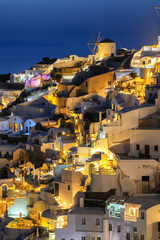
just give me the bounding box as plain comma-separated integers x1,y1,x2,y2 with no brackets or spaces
131,36,160,84
131,37,160,69
55,206,106,240
54,167,86,208
8,115,23,132
118,159,160,194
130,127,160,158
10,70,35,83
105,104,157,154
0,115,23,133
23,119,36,134
106,195,160,240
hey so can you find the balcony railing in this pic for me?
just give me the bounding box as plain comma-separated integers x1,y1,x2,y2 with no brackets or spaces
92,168,116,175
109,210,121,218
124,214,137,222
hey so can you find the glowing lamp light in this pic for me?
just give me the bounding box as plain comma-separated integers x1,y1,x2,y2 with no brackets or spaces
94,163,99,170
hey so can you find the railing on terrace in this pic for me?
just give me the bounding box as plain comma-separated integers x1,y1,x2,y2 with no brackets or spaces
64,166,75,171
109,210,121,218
92,168,116,175
79,142,96,148
124,214,137,222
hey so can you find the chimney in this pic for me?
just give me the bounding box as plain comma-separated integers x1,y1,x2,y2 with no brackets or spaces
33,165,35,179
80,198,84,208
38,169,40,181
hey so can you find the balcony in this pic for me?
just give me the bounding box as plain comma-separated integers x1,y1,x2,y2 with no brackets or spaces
124,214,137,222
92,168,116,175
109,210,121,218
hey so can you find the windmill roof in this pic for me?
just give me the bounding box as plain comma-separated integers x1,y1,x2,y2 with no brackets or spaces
100,38,115,43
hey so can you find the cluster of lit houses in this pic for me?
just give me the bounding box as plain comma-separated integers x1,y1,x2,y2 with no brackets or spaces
0,37,160,239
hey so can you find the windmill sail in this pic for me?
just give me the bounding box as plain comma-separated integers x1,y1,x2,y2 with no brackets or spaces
88,32,103,55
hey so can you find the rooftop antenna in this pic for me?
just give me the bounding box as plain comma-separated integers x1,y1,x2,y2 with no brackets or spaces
88,32,103,56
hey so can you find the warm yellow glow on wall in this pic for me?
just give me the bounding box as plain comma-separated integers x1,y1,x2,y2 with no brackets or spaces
44,94,60,107
56,215,67,229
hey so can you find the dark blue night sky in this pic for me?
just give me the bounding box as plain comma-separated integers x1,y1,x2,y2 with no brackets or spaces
0,0,160,73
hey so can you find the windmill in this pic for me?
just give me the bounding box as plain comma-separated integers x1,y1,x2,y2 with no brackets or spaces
88,32,103,57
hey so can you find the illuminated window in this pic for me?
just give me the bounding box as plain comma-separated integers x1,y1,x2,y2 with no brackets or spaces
9,123,12,129
129,208,138,217
14,123,18,132
95,218,100,225
81,218,86,225
19,123,22,130
129,208,134,216
14,117,17,121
